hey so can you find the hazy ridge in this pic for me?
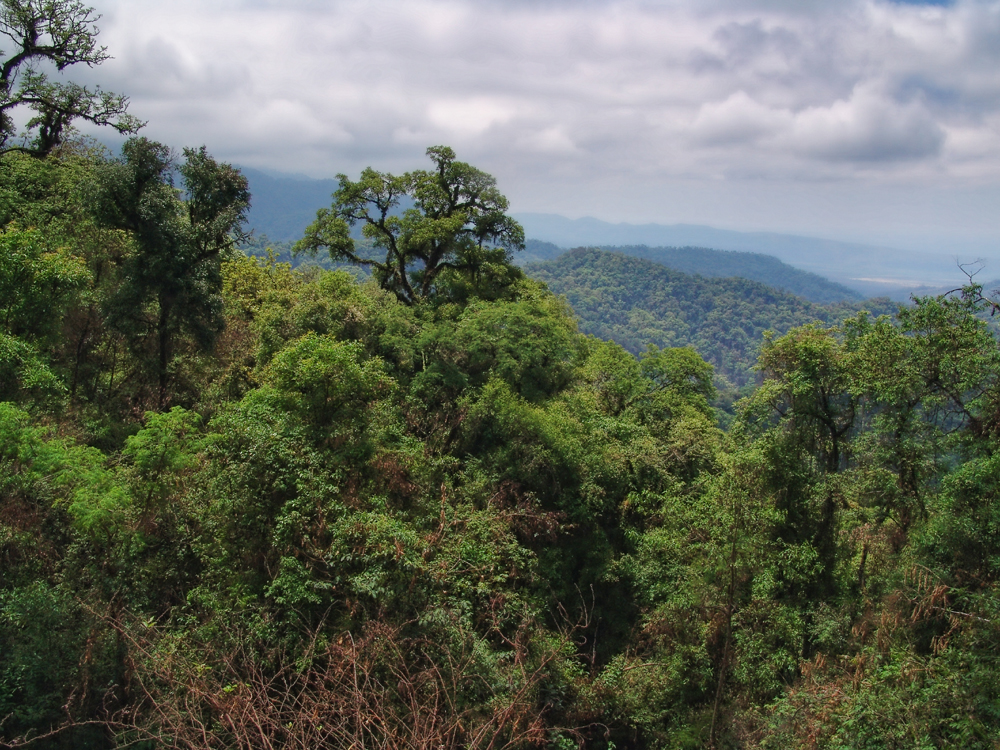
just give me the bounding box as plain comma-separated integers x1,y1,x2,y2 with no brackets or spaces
515,212,994,299
240,168,988,302
527,248,897,388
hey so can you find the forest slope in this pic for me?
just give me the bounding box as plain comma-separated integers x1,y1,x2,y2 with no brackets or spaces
527,248,895,387
606,244,862,303
522,242,861,304
4,9,1000,746
4,142,1000,750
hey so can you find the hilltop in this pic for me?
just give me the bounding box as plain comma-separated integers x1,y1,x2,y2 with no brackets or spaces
527,248,896,387
515,212,992,299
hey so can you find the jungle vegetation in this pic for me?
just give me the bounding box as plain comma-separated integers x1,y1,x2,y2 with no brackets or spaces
520,243,862,305
2,4,1000,748
528,248,899,390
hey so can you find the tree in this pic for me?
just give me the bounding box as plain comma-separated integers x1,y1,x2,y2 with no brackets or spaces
94,137,249,405
296,146,525,305
0,0,142,156
0,226,90,403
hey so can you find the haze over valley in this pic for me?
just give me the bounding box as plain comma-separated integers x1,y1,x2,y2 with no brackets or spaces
241,167,993,301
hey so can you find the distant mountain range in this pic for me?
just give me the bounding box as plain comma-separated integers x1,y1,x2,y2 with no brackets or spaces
514,213,994,300
523,240,862,304
241,167,338,243
527,248,899,389
237,167,995,302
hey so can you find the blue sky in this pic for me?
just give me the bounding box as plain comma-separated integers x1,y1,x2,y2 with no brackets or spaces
74,0,1000,256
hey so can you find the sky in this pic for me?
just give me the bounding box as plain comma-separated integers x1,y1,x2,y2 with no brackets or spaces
68,0,1000,255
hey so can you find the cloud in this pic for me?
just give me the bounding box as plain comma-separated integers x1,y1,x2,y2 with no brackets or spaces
56,0,1000,248
427,98,517,137
788,86,945,161
690,91,792,146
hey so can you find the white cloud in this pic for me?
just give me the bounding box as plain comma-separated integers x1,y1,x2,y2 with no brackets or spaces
427,98,517,136
690,91,792,146
59,0,1000,248
787,85,945,162
515,126,579,154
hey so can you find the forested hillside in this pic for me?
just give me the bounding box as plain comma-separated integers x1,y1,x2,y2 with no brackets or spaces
3,6,1000,747
3,138,1000,750
527,248,896,389
604,245,862,303
514,212,973,297
519,243,861,304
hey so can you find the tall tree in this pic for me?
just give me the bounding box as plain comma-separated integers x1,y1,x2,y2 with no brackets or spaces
296,145,525,305
95,137,249,405
0,0,142,155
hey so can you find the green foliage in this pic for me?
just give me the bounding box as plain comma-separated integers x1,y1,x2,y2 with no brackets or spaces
0,226,90,404
527,247,896,388
6,128,1000,749
0,580,114,747
0,227,90,338
296,145,525,304
258,333,394,440
439,291,580,403
0,329,66,404
0,0,143,156
0,401,125,535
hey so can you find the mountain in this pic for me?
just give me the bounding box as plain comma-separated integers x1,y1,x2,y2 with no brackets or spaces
604,245,861,304
241,167,338,242
514,212,993,299
526,248,897,388
237,166,976,301
525,241,862,303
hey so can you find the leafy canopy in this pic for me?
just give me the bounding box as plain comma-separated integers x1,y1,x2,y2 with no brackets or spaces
296,145,525,305
93,137,250,404
0,0,142,155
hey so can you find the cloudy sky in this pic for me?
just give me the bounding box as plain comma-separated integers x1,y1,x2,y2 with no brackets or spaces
73,0,1000,254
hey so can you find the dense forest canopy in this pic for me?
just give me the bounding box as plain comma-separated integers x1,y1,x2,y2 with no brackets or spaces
2,5,1000,748
4,137,1000,750
527,248,898,390
514,242,862,305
